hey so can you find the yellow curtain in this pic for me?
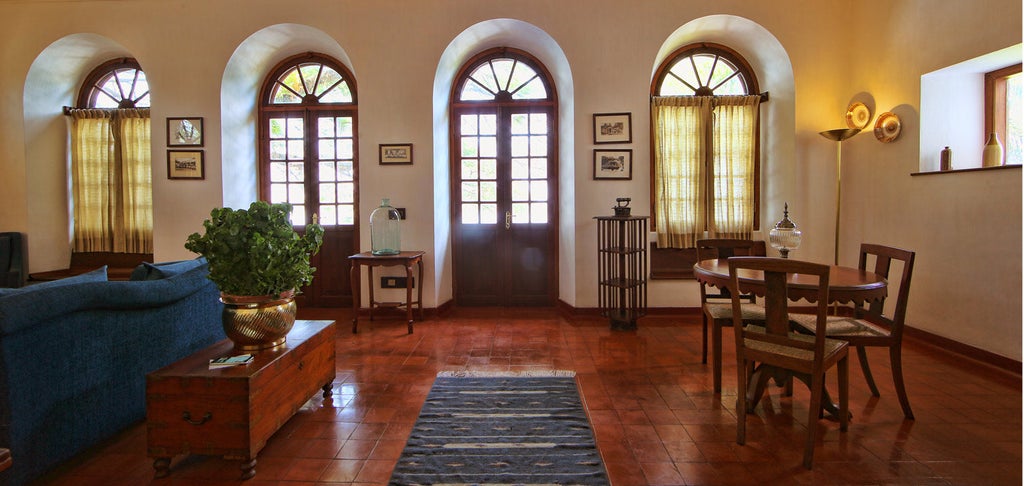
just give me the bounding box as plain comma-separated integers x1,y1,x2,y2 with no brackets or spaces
652,96,711,249
710,95,760,239
68,108,153,253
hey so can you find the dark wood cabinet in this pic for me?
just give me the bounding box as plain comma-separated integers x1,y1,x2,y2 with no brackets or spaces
595,216,648,330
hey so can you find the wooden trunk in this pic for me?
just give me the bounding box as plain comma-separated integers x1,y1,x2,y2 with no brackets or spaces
146,320,336,479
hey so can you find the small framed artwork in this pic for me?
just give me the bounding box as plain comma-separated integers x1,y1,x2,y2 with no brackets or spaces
167,150,205,180
379,143,413,165
593,149,632,180
593,112,632,144
167,117,204,147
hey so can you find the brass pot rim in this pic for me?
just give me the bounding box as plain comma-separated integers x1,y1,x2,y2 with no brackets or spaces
219,289,296,306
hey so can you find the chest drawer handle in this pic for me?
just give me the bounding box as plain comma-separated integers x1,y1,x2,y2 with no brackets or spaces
298,361,304,370
182,411,212,426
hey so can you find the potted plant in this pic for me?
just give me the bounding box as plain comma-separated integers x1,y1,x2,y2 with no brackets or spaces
185,201,324,350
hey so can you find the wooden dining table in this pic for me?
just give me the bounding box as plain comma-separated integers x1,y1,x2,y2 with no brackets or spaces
693,258,888,418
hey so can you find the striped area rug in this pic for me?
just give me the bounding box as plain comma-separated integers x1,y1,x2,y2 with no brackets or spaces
389,373,609,485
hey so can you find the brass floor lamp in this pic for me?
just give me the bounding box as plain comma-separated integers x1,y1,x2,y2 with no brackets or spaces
818,128,861,265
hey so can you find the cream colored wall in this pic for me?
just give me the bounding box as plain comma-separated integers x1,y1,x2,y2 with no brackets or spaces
0,0,1018,360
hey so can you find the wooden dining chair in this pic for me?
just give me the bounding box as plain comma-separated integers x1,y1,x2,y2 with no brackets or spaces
728,257,849,469
790,243,916,419
696,239,766,393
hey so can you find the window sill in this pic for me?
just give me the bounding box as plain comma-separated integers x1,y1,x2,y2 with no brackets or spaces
911,164,1021,176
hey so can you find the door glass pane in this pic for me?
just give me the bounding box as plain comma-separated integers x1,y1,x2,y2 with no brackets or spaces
531,202,548,223
462,203,479,224
480,203,498,224
511,202,528,223
313,115,355,227
530,158,547,179
270,162,287,182
511,180,529,201
511,158,528,179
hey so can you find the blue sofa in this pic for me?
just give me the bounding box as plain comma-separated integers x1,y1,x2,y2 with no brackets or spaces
0,258,225,485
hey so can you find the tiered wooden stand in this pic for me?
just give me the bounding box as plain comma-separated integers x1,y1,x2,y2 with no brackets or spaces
595,215,648,330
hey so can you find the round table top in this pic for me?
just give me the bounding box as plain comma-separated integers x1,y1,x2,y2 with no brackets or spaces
693,258,887,305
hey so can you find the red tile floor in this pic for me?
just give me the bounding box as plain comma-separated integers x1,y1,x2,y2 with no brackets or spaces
35,308,1021,485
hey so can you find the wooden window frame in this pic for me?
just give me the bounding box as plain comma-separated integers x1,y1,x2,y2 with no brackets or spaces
985,63,1021,149
649,43,762,279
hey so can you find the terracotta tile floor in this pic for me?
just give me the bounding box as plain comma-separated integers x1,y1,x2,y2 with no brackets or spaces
35,308,1021,485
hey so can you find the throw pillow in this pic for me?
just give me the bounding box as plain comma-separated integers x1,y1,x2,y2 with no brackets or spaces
130,258,202,281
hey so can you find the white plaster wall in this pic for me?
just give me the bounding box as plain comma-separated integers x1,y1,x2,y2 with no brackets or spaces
0,0,1019,360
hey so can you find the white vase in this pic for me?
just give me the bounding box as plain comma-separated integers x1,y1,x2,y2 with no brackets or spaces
982,132,1004,168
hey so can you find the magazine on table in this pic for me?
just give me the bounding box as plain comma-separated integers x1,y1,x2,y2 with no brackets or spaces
209,353,254,369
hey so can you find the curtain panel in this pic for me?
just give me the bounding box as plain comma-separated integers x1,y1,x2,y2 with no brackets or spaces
651,95,759,248
68,108,153,253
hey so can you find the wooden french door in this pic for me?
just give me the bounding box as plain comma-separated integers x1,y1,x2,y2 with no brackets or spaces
260,110,357,307
259,53,359,307
452,105,557,306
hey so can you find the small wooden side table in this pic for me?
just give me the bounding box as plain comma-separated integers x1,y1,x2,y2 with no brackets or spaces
349,251,424,334
0,448,11,473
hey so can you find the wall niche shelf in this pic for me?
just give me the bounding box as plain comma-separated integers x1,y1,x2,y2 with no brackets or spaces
911,164,1020,177
595,215,648,330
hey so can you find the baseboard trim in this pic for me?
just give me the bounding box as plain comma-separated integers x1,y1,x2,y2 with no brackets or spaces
903,325,1021,376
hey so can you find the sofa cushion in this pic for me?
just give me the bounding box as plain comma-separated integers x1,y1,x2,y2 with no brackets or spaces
0,266,107,298
130,258,205,281
0,261,210,336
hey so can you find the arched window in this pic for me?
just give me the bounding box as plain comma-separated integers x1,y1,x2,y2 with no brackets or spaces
65,58,152,254
258,52,357,307
77,58,150,108
650,43,763,277
449,48,558,306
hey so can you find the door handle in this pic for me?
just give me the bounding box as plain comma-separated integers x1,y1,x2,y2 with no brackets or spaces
505,211,511,230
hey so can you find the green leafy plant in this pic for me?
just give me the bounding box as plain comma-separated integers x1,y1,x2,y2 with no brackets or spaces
185,201,324,297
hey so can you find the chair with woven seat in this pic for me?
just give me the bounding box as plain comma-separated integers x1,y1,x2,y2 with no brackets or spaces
696,238,766,393
729,256,849,469
790,243,916,419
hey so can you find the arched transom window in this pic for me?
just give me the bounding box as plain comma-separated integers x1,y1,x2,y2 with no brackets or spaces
78,58,150,108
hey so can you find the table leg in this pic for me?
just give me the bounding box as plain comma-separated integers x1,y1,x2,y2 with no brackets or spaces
350,262,359,334
405,261,414,334
153,457,171,478
367,266,375,321
416,257,424,321
239,457,256,480
746,365,849,420
322,381,333,398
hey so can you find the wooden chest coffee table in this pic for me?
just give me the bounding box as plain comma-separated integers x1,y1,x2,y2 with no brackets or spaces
146,320,336,480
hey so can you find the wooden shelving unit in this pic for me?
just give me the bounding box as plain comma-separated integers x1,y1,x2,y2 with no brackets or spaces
595,215,648,330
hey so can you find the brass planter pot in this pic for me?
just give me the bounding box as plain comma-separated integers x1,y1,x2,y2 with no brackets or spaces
220,290,297,351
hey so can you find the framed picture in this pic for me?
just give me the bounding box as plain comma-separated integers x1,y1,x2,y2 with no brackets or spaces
167,117,204,147
593,149,632,180
379,143,413,165
593,112,632,144
167,150,205,180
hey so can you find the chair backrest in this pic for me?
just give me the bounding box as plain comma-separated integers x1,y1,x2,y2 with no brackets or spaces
696,239,764,261
728,257,831,363
858,243,915,337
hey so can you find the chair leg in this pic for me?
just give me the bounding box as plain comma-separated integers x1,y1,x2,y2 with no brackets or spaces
735,358,748,445
856,346,880,397
712,319,723,393
838,355,849,432
804,371,824,469
889,345,914,420
701,312,709,364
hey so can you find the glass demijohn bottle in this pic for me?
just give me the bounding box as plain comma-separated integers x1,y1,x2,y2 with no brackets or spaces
370,198,401,255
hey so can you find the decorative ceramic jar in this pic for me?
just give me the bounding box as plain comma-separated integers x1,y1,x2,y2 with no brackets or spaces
370,198,401,255
982,132,1004,168
220,290,297,351
769,203,802,259
940,146,952,171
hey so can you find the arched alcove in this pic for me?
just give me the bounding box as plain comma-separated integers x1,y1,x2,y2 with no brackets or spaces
221,23,353,209
432,19,574,306
644,15,798,307
23,34,135,272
